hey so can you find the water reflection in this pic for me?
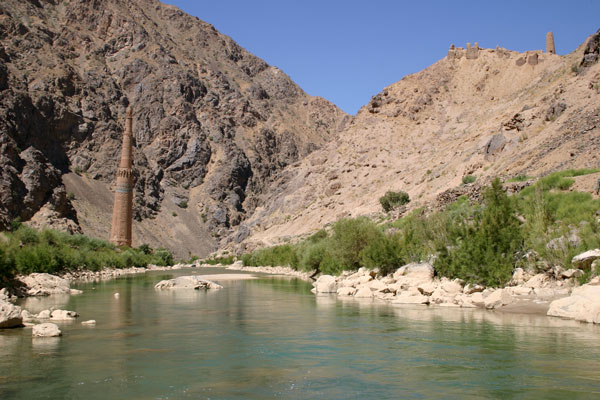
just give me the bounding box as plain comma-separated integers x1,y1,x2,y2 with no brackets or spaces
1,269,599,399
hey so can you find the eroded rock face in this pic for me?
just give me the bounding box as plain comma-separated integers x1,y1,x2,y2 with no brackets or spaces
0,0,347,251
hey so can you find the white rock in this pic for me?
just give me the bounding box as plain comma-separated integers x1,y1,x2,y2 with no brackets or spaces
525,273,549,289
354,286,374,298
70,289,83,295
37,310,51,319
20,273,71,296
81,320,96,326
393,262,434,282
561,269,584,279
572,249,600,269
337,287,356,296
534,287,559,299
32,323,62,337
154,276,223,290
368,280,388,291
547,284,600,324
484,288,514,309
470,292,485,306
21,309,35,322
50,309,79,320
114,292,120,298
392,293,429,305
429,288,451,304
508,286,532,296
0,300,23,328
441,279,463,294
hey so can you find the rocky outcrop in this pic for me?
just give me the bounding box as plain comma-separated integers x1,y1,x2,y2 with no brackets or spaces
154,276,223,290
32,323,62,337
20,273,71,296
0,299,22,328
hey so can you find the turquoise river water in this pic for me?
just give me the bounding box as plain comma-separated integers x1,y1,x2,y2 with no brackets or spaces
1,268,600,399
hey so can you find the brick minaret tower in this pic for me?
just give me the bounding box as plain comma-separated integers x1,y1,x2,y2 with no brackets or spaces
109,107,134,247
546,32,556,54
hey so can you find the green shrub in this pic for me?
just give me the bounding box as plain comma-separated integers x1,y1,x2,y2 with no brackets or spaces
435,178,523,286
178,200,188,209
508,175,533,182
0,227,174,277
203,255,235,265
379,191,410,212
328,217,381,270
462,175,476,184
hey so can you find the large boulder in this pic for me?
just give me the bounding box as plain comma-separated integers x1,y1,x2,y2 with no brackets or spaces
312,275,337,294
0,300,23,328
354,286,374,298
337,286,356,296
547,284,600,324
484,288,514,309
20,273,70,296
32,323,62,337
571,249,600,270
154,276,223,290
393,262,434,287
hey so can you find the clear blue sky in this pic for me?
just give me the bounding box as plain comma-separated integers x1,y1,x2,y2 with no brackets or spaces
164,0,600,114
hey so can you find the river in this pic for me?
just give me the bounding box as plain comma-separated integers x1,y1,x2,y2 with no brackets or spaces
1,268,600,399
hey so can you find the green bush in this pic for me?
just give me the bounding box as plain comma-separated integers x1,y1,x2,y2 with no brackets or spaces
178,200,188,209
462,175,476,184
435,178,523,286
0,227,174,277
379,191,410,212
508,175,533,182
203,255,235,265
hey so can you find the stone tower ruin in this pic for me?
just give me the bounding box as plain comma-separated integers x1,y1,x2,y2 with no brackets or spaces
546,32,556,54
109,107,134,247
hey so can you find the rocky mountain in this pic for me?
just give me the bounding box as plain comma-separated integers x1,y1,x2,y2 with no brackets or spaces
234,30,600,252
0,0,347,257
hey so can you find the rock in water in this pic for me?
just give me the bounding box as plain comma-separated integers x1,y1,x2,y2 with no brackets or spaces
0,300,23,328
20,273,71,296
32,323,62,337
50,310,79,321
154,276,223,290
547,284,600,324
312,275,338,293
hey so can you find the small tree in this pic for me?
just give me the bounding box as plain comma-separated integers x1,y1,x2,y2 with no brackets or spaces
379,191,410,212
435,178,523,286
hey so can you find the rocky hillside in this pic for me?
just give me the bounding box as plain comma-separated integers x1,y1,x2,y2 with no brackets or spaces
235,31,600,252
0,0,347,257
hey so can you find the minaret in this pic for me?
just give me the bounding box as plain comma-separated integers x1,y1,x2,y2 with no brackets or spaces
109,107,134,247
546,32,555,54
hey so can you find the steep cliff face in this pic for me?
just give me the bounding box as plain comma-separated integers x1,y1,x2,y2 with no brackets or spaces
235,32,600,251
0,0,347,256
